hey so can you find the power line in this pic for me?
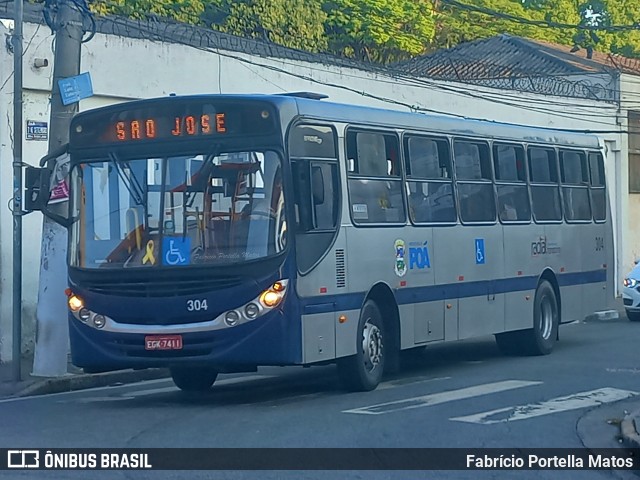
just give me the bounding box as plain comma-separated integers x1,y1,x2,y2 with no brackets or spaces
440,0,640,32
100,14,630,134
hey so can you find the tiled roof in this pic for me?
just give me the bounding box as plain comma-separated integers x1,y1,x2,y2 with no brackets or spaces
396,34,640,79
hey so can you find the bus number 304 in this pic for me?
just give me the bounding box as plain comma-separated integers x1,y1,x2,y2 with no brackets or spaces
187,299,208,312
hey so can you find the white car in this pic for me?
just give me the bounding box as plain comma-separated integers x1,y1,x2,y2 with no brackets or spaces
623,262,640,321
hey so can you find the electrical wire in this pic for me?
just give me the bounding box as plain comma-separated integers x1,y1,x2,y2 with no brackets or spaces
440,0,640,32
44,0,95,43
101,14,633,134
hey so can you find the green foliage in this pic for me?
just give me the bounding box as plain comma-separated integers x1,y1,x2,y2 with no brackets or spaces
88,0,640,62
324,0,436,63
581,0,640,58
209,0,328,52
91,0,206,24
435,0,579,49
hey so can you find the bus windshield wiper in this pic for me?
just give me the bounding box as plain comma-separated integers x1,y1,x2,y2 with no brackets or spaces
109,151,145,206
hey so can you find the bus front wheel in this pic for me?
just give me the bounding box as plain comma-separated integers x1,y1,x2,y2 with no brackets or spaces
170,366,218,392
337,300,385,392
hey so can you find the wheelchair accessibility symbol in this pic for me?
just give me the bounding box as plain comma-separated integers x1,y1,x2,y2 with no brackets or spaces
162,237,191,266
475,238,485,265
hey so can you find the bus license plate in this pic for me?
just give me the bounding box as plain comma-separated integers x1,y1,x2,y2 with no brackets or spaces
145,335,183,350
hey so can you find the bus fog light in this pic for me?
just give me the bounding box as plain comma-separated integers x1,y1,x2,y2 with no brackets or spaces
260,290,283,308
225,311,240,326
68,295,84,312
93,315,106,329
79,308,91,322
245,303,259,319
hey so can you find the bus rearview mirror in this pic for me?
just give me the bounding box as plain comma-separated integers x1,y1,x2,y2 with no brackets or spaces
24,166,52,213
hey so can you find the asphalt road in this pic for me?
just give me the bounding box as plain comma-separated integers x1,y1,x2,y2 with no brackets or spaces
2,316,640,480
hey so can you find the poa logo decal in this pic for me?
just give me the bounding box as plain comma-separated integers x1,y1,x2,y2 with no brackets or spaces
394,239,407,277
408,241,431,270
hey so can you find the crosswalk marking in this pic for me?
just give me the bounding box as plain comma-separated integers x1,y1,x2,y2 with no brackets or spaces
450,387,638,424
342,380,542,415
377,376,451,391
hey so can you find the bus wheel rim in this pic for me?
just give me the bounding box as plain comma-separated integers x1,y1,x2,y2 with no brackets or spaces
362,320,382,372
540,296,554,340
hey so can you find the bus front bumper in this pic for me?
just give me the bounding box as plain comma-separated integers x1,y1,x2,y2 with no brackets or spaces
69,310,298,371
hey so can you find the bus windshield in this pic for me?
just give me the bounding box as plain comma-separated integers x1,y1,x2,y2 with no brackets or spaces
69,149,287,269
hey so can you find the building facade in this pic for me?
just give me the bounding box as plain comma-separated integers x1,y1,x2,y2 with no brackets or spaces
0,6,629,361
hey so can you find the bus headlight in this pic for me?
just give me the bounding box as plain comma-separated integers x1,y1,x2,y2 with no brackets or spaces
93,315,106,329
219,280,287,329
79,308,91,322
68,295,84,312
260,291,282,308
259,281,287,308
244,303,259,319
225,311,240,326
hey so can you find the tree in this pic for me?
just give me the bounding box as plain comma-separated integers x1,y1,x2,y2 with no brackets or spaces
581,0,640,58
204,0,328,52
91,0,206,24
435,0,580,49
323,0,436,63
434,0,640,58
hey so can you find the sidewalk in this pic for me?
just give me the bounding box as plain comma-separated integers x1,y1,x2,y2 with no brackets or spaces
0,355,169,399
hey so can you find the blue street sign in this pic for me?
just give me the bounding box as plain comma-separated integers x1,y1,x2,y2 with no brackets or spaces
162,237,191,266
475,238,485,265
58,72,94,106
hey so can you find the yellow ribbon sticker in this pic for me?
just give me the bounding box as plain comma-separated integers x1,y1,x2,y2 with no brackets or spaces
142,240,156,265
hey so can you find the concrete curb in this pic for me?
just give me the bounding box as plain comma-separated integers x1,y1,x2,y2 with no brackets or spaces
620,410,640,448
7,368,170,398
584,309,621,322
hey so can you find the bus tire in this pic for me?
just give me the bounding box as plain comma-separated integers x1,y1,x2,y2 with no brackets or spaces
170,366,218,392
337,300,385,392
522,280,559,355
494,331,523,356
626,310,640,322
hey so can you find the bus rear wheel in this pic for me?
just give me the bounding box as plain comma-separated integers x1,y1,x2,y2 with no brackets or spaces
337,300,385,392
495,280,558,356
170,366,218,392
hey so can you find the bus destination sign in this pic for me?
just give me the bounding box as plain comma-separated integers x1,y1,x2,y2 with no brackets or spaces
114,113,226,142
70,101,277,147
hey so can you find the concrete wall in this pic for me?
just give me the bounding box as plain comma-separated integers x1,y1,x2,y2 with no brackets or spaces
0,21,628,360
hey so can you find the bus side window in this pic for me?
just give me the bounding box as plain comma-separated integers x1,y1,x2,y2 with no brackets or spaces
453,139,495,223
405,135,456,224
560,149,591,222
493,143,531,223
589,152,606,222
346,130,404,224
528,147,562,222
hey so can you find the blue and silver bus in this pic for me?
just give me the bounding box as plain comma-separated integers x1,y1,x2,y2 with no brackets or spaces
35,93,614,392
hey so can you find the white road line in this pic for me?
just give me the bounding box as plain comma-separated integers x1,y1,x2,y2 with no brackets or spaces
450,387,638,424
343,380,542,415
377,376,451,391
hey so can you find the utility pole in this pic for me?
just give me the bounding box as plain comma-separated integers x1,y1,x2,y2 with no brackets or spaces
11,0,23,381
32,0,84,377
